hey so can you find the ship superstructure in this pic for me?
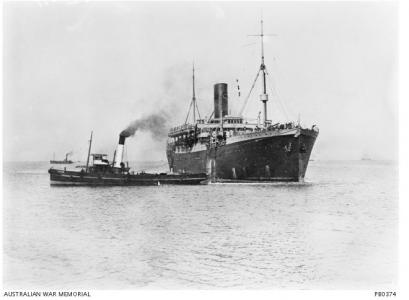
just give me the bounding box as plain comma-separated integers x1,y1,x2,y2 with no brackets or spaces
166,20,319,182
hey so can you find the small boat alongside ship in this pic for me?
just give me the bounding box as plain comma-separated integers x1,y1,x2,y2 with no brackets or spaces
48,132,207,186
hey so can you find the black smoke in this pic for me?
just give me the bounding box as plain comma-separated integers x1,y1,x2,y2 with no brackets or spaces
120,111,170,140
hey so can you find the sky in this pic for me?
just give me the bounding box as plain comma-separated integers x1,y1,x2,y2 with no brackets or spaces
3,1,398,162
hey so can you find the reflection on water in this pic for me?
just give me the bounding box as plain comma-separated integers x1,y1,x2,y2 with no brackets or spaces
3,160,398,289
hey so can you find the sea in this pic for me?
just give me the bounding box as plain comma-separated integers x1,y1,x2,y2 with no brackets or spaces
2,160,398,289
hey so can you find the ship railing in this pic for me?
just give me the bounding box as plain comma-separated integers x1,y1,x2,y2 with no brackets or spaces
267,122,297,131
168,123,196,135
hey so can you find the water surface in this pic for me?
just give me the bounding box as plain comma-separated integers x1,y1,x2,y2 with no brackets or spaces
3,160,398,289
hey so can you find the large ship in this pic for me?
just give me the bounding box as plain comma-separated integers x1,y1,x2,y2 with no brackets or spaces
166,20,319,182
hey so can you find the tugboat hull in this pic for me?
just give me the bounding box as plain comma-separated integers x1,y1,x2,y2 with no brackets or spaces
48,169,207,186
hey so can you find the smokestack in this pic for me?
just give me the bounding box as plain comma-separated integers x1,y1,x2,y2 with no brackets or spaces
113,135,126,168
214,83,228,119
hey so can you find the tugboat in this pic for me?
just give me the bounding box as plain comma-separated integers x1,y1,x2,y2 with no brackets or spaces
48,132,207,186
50,152,74,164
166,19,319,182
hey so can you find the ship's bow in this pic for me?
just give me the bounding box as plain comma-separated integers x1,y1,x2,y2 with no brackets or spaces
297,128,319,181
212,126,319,182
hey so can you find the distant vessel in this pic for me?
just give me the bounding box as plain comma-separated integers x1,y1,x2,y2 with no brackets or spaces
166,19,319,182
361,153,372,161
49,132,207,186
50,152,73,164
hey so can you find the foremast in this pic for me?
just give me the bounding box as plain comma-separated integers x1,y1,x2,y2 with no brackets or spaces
184,63,201,124
192,63,196,123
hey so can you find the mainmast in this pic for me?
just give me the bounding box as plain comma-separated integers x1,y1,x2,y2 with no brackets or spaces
240,18,274,126
259,18,269,127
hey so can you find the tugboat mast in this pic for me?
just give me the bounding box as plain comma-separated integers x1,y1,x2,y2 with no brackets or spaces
85,131,93,172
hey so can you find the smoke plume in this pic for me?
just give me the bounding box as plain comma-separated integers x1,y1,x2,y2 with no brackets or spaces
120,111,170,140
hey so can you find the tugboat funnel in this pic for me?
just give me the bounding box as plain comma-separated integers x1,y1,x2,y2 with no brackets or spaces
113,135,126,168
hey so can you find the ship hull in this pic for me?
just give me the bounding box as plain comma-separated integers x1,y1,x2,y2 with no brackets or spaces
167,128,318,182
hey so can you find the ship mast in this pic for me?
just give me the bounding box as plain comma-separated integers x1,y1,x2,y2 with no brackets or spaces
85,131,93,172
192,63,196,123
260,19,268,127
184,63,201,124
239,18,275,126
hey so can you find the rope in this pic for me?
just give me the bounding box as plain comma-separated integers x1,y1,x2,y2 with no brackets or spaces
207,111,214,122
184,101,193,124
185,98,202,124
265,66,293,122
239,69,261,116
195,99,202,120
